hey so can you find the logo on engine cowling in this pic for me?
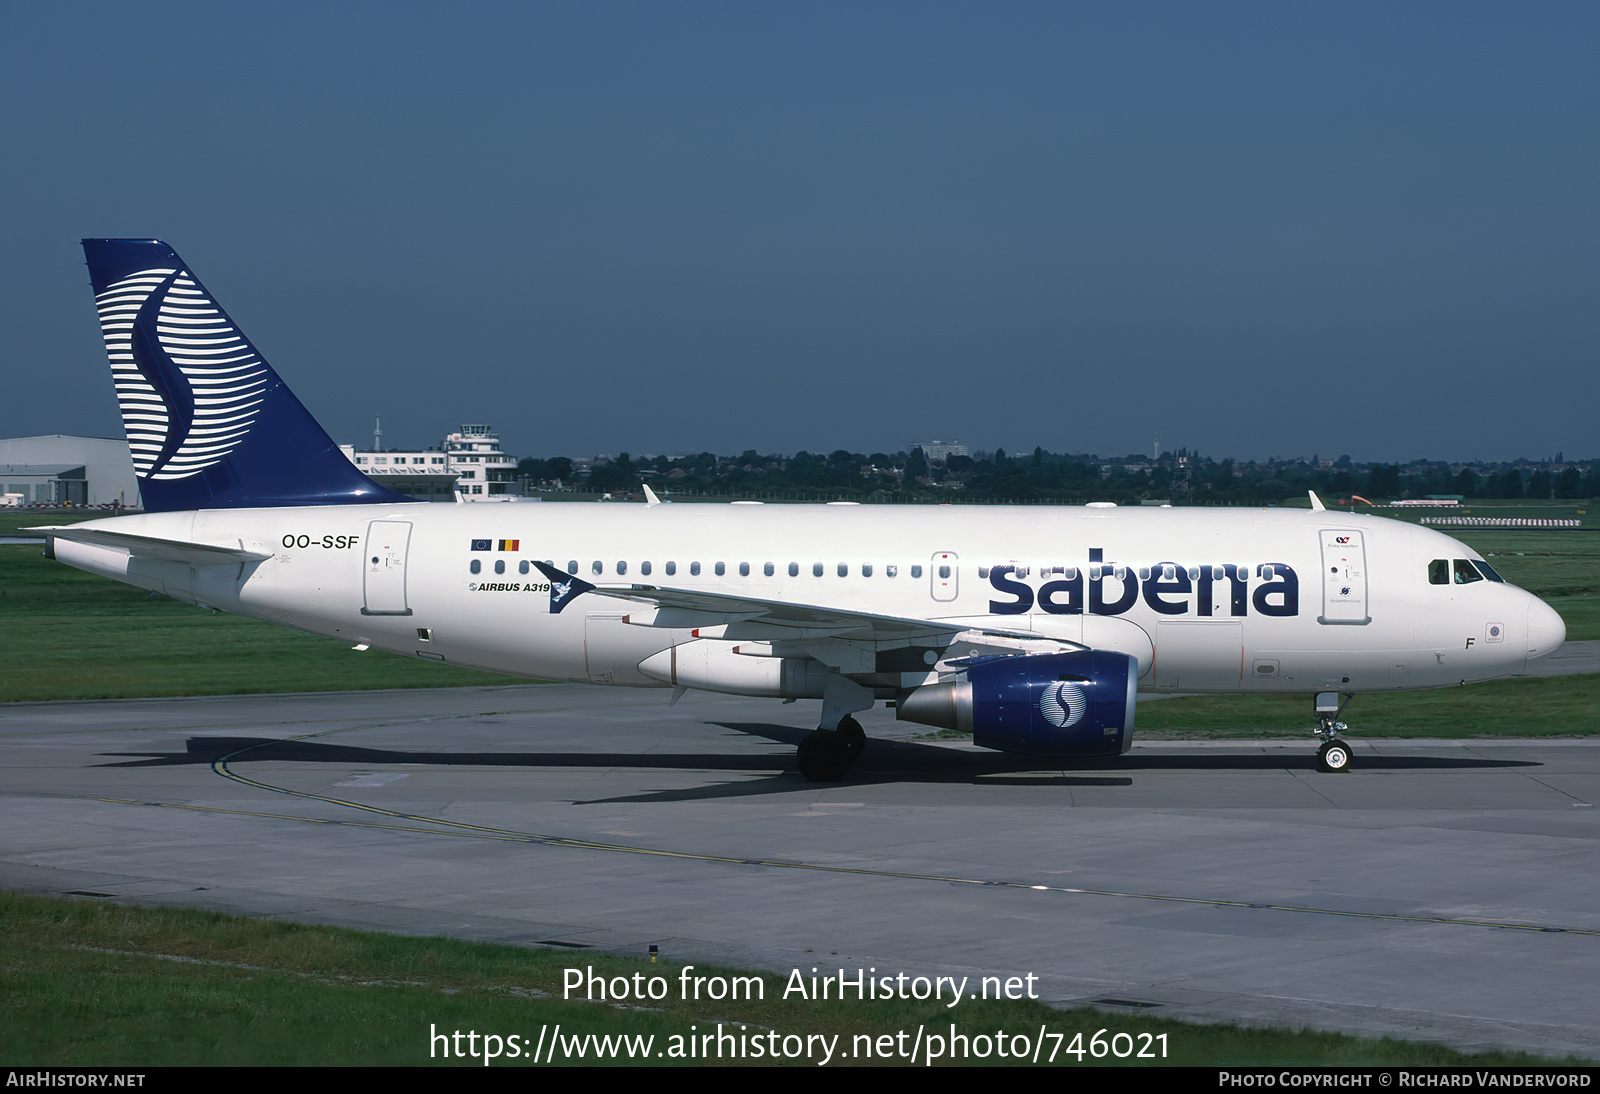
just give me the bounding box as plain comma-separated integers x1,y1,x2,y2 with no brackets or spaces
1038,680,1088,728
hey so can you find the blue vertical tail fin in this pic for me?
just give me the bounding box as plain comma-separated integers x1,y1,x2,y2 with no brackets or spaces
81,239,410,511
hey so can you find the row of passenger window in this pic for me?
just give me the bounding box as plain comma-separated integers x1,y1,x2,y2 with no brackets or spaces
585,560,935,579
993,564,1268,581
464,559,1275,580
467,558,935,578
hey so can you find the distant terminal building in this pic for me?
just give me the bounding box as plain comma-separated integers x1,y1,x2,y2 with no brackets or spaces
340,423,522,502
909,440,968,463
0,435,139,508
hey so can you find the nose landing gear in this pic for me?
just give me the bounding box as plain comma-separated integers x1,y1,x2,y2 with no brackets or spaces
1317,738,1352,773
1313,691,1353,772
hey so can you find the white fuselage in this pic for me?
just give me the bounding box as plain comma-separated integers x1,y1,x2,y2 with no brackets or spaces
50,501,1564,699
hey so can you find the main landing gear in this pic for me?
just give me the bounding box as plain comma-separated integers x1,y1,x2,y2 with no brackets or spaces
1314,691,1353,773
796,715,865,782
798,677,874,781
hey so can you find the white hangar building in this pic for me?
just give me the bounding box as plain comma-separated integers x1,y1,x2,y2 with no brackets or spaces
0,435,140,508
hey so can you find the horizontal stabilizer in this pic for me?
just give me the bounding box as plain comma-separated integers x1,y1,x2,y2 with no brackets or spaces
31,526,273,565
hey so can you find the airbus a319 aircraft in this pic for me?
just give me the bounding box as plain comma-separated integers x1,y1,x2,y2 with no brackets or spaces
37,240,1566,780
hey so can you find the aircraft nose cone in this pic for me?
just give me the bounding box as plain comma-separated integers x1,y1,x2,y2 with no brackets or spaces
1525,597,1567,668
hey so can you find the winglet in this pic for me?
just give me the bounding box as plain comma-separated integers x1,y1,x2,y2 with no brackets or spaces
643,484,663,507
532,560,595,614
1308,490,1326,511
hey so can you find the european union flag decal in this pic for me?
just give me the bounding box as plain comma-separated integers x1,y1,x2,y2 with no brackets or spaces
470,539,491,551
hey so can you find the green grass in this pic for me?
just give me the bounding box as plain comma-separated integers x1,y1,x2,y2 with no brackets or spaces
1315,504,1599,640
1450,530,1600,641
1,890,1585,1067
1138,673,1599,738
0,542,512,702
1422,500,1594,522
1139,516,1600,737
0,509,110,535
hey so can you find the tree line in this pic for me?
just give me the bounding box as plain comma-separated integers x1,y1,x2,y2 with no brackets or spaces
515,448,1596,505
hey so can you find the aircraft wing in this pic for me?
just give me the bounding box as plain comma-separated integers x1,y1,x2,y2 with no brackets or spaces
31,526,274,565
531,561,1049,646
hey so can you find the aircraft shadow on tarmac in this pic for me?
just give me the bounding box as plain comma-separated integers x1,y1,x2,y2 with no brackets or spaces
93,724,1541,806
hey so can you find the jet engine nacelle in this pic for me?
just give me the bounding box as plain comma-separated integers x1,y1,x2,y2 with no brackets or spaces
895,649,1137,758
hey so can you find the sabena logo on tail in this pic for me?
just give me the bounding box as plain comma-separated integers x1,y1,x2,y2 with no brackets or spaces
81,239,409,512
95,267,269,480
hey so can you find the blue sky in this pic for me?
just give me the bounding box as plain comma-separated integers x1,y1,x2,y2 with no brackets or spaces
2,2,1595,463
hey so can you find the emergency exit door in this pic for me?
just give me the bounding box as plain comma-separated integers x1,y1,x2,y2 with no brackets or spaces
930,552,959,602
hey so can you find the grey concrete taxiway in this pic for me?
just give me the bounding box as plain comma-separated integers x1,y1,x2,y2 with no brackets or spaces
2,679,1597,1060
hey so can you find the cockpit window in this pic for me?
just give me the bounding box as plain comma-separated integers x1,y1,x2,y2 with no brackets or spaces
1472,559,1506,583
1452,559,1483,585
1428,559,1449,585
